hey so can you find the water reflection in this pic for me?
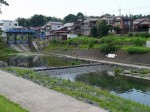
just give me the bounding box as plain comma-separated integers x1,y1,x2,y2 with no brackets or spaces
75,71,150,106
0,55,83,68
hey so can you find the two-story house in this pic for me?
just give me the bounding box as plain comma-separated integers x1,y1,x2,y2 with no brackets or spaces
41,22,63,36
133,18,150,33
81,18,98,36
47,22,77,40
74,18,84,35
101,16,115,25
113,17,133,34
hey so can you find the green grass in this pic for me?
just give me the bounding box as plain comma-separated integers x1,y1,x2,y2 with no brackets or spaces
0,37,17,55
43,36,150,54
2,67,150,112
127,46,150,54
0,95,28,112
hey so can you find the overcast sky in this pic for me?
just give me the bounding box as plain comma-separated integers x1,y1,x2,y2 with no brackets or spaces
0,0,150,20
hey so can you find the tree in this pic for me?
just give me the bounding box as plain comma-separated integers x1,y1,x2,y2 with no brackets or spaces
64,14,77,23
16,18,30,27
30,14,47,27
0,0,9,6
97,20,109,37
77,12,84,19
47,16,62,22
90,26,98,37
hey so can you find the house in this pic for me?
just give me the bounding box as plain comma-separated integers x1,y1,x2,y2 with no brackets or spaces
41,22,63,36
101,16,115,33
74,18,84,35
81,18,98,36
63,23,74,33
0,20,23,31
101,16,115,25
113,17,133,34
47,23,77,40
29,27,41,33
133,18,150,33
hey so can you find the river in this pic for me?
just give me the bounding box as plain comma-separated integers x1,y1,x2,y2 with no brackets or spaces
0,54,150,106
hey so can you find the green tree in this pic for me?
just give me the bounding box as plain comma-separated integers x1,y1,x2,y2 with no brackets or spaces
16,18,30,27
64,14,77,23
30,14,47,27
47,16,62,22
77,12,85,19
96,20,109,37
0,0,9,6
90,26,98,37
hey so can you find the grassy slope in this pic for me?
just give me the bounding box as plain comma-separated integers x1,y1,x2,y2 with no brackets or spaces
43,36,150,53
2,67,150,112
0,37,16,55
0,95,28,112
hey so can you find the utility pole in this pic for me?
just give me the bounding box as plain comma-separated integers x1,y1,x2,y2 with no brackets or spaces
118,8,121,17
0,4,2,14
129,11,131,32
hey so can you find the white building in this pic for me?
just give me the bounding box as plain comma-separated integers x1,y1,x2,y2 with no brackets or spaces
0,20,23,32
0,20,23,31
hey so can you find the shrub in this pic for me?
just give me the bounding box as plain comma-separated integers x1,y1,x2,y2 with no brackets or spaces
114,68,123,75
78,33,82,36
100,36,114,44
140,33,149,38
134,33,149,38
131,38,146,46
100,43,118,53
127,46,149,54
128,32,133,37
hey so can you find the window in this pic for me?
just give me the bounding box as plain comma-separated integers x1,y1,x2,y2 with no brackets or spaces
0,23,3,26
14,24,17,26
115,21,120,25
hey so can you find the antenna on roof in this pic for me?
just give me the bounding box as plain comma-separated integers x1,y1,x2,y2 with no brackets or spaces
118,7,121,16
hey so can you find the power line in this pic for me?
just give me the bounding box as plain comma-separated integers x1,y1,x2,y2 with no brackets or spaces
107,6,150,15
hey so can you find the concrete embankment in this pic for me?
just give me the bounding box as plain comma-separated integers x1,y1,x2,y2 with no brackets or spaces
49,49,150,66
51,53,150,70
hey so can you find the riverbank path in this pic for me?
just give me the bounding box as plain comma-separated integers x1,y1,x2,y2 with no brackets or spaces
0,70,107,112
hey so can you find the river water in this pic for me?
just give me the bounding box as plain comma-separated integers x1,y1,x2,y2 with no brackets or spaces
0,54,150,106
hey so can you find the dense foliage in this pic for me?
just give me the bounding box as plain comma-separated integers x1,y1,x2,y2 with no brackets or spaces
44,36,150,54
127,46,149,54
16,12,85,27
0,37,17,55
91,20,109,37
16,14,62,27
64,12,85,23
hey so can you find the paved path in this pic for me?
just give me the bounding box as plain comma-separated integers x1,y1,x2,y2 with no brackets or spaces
0,70,107,112
53,53,150,69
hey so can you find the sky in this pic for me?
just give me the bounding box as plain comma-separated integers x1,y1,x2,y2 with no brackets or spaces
0,0,150,20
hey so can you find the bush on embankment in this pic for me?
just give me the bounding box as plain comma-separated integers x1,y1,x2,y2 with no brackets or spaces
0,37,16,55
44,36,150,54
127,46,150,54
